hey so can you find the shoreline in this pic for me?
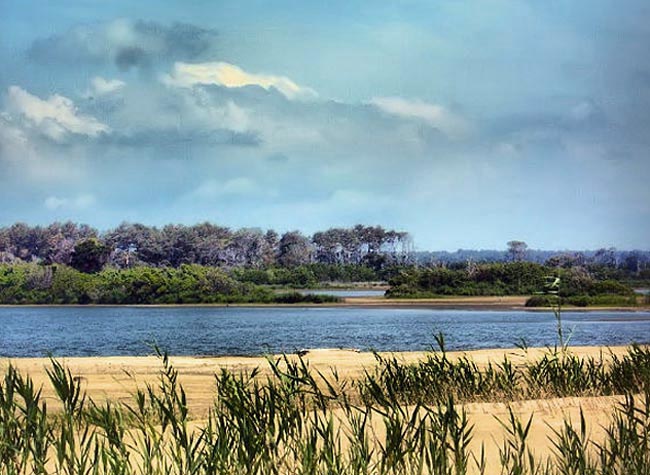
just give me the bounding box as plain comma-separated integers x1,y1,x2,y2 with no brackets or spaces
0,344,635,361
0,294,648,312
0,345,642,365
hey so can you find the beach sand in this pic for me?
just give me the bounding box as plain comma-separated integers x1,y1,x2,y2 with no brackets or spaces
0,346,639,472
0,346,631,412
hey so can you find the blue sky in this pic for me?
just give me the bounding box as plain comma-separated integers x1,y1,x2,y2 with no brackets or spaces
1,0,648,250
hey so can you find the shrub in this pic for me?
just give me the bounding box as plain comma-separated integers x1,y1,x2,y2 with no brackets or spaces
273,292,341,304
525,294,638,307
524,295,556,307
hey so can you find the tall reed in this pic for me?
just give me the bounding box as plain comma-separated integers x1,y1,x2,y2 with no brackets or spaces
1,344,649,474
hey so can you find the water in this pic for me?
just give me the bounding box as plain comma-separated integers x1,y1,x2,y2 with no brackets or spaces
299,289,386,298
1,307,649,358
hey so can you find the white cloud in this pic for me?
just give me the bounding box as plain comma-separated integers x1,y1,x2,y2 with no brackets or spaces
163,62,317,100
0,114,84,183
44,193,96,210
87,76,125,96
180,87,253,133
5,86,109,141
370,96,469,139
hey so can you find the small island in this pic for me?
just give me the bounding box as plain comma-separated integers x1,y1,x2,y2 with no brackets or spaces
1,222,648,309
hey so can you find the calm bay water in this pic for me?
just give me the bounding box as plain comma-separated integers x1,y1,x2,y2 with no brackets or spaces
1,307,649,357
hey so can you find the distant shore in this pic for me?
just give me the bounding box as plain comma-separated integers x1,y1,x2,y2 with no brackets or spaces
1,295,648,311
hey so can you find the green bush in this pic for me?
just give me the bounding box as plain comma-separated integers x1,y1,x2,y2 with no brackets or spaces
0,263,341,305
273,292,341,304
525,294,638,307
231,264,381,288
524,295,557,307
388,263,636,299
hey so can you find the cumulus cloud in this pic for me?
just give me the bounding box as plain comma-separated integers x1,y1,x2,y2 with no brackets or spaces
0,114,84,184
44,194,96,211
86,76,125,97
84,82,261,147
28,19,218,70
5,86,109,141
163,62,317,100
371,97,469,139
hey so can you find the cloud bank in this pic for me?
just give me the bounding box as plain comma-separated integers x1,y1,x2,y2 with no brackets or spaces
28,19,218,70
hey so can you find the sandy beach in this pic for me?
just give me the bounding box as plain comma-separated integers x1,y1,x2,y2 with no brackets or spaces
0,346,632,412
1,345,637,472
0,346,635,410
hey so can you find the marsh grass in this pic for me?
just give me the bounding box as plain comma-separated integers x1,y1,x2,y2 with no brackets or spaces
362,339,650,407
362,296,650,405
1,342,650,474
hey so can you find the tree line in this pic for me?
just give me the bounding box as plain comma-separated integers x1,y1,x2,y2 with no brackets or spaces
415,247,650,275
0,222,412,273
387,261,640,307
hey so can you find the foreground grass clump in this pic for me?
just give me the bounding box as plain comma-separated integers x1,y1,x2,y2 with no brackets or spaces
1,346,650,475
362,336,650,405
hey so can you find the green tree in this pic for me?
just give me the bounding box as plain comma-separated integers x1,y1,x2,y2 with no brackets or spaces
70,238,110,273
278,231,313,267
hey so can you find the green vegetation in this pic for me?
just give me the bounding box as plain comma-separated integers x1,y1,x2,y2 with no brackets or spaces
0,260,641,306
0,263,340,305
69,238,110,274
387,262,553,297
386,262,638,306
525,294,638,307
2,222,648,305
1,344,649,475
230,263,381,288
363,337,650,404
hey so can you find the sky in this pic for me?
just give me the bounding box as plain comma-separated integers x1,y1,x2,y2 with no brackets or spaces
0,0,649,251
